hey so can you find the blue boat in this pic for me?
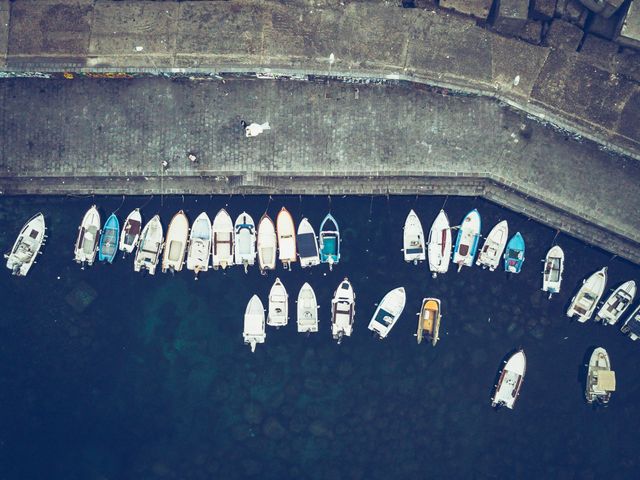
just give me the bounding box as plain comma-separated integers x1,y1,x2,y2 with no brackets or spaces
98,213,120,263
504,232,525,273
319,213,340,270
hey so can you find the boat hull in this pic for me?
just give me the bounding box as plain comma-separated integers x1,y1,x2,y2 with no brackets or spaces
277,207,296,269
234,212,257,271
417,298,441,346
476,220,508,271
504,232,525,273
244,295,266,353
134,215,164,275
186,212,212,275
119,208,142,254
319,213,340,269
257,215,277,272
297,283,318,333
74,205,101,267
491,350,526,410
567,267,608,322
428,210,451,276
452,209,481,270
298,218,320,268
368,287,406,339
212,209,234,269
586,347,615,405
542,245,564,296
331,278,355,343
267,278,288,327
403,209,426,263
5,213,46,276
595,280,636,325
162,210,189,273
98,213,120,263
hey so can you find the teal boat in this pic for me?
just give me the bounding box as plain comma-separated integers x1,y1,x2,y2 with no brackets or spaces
98,213,120,263
504,232,525,273
319,213,340,270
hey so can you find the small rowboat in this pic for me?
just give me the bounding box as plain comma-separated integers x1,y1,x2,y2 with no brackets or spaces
567,267,608,323
297,283,319,333
162,210,189,273
234,212,256,273
98,213,120,263
243,295,266,353
267,277,288,328
186,212,212,278
476,220,508,271
491,350,526,410
257,214,277,273
119,208,142,255
368,287,406,339
427,209,451,277
276,207,296,270
331,278,355,344
452,209,481,272
74,205,101,268
4,213,46,276
212,209,234,270
416,298,441,346
319,213,340,270
403,209,426,264
542,245,564,298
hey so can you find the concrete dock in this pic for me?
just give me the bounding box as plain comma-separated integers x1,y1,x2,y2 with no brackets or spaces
1,77,639,263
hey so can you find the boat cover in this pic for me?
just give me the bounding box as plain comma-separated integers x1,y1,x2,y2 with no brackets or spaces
597,371,616,391
321,236,337,255
298,232,318,257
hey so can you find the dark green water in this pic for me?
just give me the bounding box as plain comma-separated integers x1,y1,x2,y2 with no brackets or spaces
1,195,638,479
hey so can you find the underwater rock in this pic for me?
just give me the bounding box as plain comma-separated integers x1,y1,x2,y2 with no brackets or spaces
64,281,97,313
151,462,172,477
262,417,287,440
308,420,334,439
528,323,545,340
463,322,483,337
338,361,353,378
243,403,263,425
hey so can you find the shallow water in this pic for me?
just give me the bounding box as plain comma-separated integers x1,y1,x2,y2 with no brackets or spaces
1,195,639,479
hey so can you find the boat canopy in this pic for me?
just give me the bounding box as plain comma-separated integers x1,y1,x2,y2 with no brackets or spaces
298,232,318,256
596,371,616,391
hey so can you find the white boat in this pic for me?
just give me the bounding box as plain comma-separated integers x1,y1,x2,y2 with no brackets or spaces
586,347,616,405
452,209,481,272
257,214,277,273
162,210,189,273
5,213,46,276
133,214,164,275
234,212,256,273
297,218,320,268
542,245,564,298
403,209,426,264
621,304,640,340
595,280,636,325
427,209,452,277
476,220,508,271
243,295,266,353
211,209,234,270
119,208,142,255
297,282,319,333
368,287,406,339
491,350,526,410
276,207,296,270
267,278,288,327
186,212,212,278
74,205,101,268
567,267,608,323
331,278,355,344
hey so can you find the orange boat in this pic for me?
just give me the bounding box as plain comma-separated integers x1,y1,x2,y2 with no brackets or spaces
417,298,441,346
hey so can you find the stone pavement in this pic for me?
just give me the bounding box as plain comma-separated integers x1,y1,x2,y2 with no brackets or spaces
0,0,639,160
0,77,639,263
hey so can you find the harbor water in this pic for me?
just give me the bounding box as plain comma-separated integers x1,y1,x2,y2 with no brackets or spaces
1,195,639,479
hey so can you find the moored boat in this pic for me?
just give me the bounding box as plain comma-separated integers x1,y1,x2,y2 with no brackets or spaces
331,278,355,344
4,213,46,276
621,304,640,340
416,298,441,346
297,218,320,268
243,295,266,353
319,213,340,270
277,207,297,270
98,213,120,263
403,209,426,264
212,209,234,270
133,214,164,275
452,209,481,272
162,210,189,273
585,347,616,405
257,214,277,273
186,212,212,278
297,282,319,333
74,205,101,268
267,278,288,327
542,245,564,298
476,220,508,271
491,349,526,410
595,280,636,325
119,208,142,255
427,209,452,277
234,212,256,273
566,267,608,323
368,287,406,339
504,232,525,273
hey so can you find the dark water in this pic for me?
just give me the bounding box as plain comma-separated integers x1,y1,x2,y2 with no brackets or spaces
1,195,639,480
